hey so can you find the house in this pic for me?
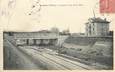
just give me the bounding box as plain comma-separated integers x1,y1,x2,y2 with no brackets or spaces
85,17,110,36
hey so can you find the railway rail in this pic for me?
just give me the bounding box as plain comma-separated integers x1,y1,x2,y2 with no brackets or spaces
4,35,93,70
33,48,92,69
19,46,92,70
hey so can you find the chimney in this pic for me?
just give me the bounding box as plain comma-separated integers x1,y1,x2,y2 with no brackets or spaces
104,18,106,21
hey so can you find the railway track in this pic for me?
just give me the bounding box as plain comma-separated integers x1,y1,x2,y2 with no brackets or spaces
38,50,91,70
6,39,68,69
39,52,72,70
31,47,93,69
19,47,71,70
5,35,92,70
37,51,72,70
39,53,88,70
20,47,91,70
45,54,91,70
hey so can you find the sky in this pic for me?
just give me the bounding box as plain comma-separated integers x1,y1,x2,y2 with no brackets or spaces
0,0,115,33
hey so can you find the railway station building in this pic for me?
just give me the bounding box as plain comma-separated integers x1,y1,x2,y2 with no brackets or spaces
85,17,110,36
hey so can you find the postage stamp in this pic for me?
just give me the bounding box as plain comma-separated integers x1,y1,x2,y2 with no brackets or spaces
100,0,115,13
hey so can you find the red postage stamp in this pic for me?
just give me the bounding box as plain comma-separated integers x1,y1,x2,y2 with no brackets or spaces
100,0,115,13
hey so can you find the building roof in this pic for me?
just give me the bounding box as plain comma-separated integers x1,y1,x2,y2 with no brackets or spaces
88,17,110,23
38,30,51,33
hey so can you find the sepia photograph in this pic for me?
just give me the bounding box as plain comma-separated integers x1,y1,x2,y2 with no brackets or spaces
3,18,113,70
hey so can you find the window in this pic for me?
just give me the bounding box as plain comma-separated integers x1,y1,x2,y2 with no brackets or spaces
93,28,94,31
93,23,94,26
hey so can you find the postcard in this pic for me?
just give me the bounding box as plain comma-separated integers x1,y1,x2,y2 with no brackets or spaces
0,0,115,71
